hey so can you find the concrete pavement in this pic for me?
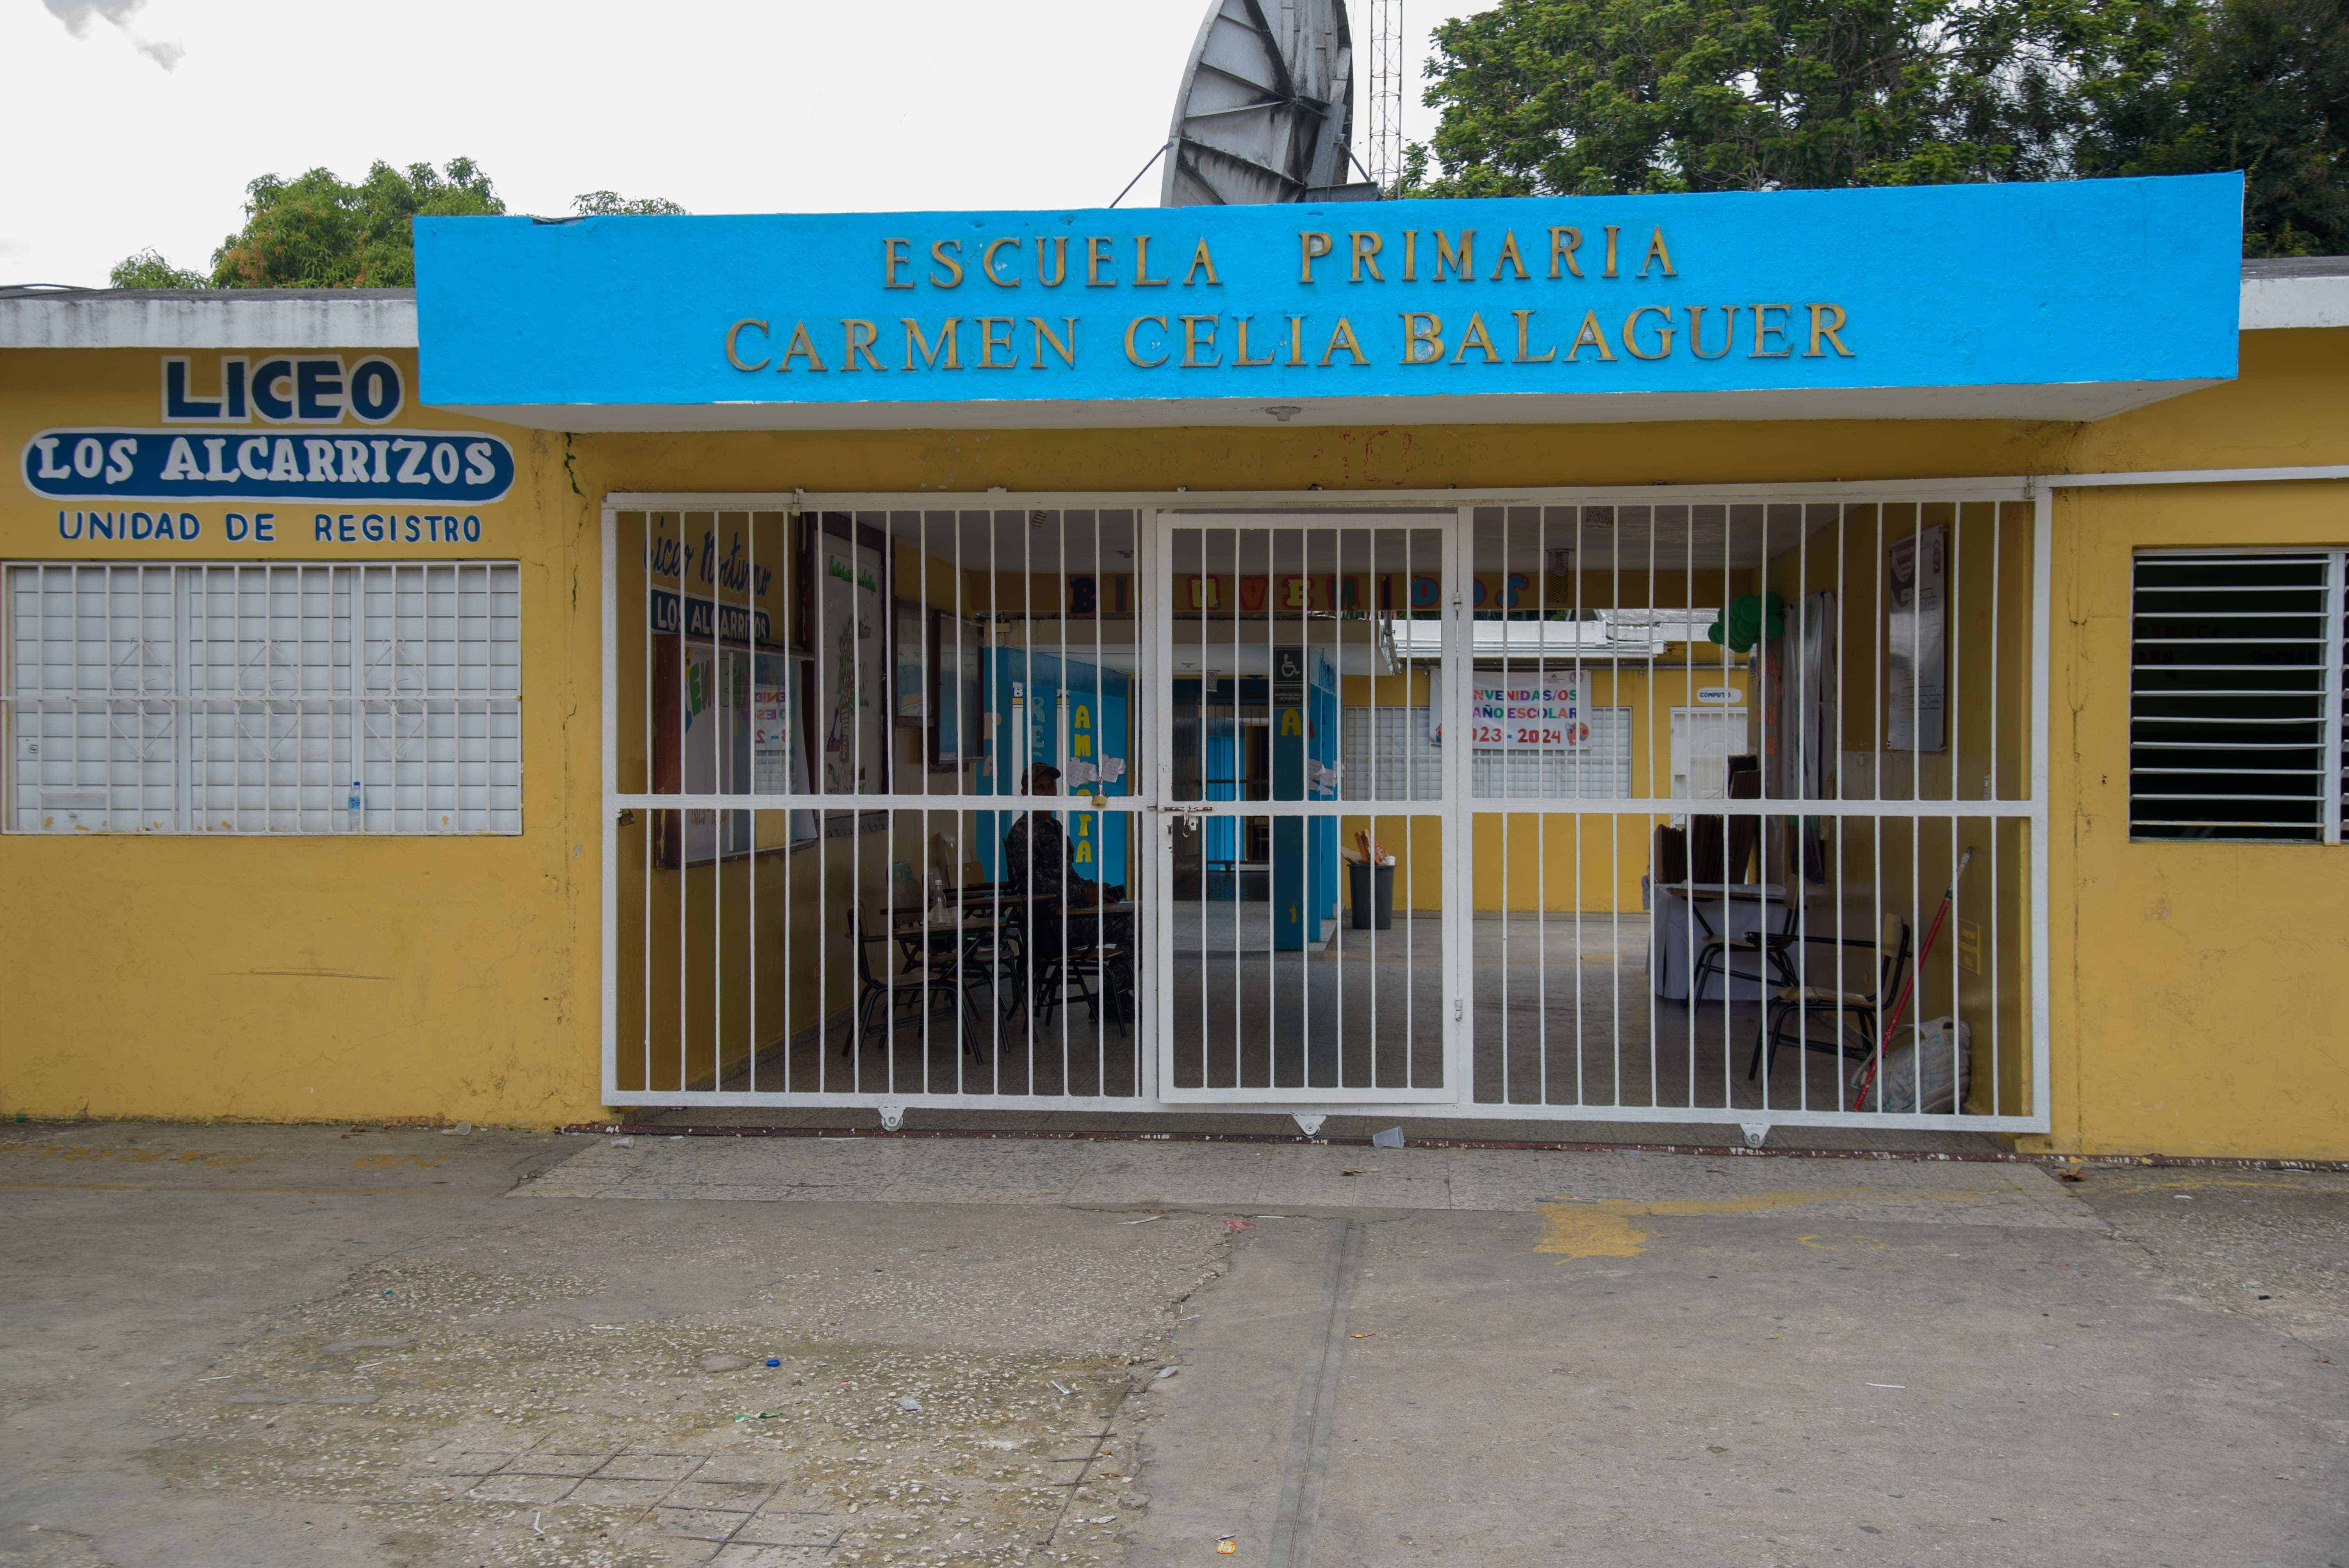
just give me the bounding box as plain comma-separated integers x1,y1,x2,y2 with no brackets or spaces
1,1123,2342,1567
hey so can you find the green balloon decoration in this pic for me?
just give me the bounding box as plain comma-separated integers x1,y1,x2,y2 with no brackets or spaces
1707,592,1786,653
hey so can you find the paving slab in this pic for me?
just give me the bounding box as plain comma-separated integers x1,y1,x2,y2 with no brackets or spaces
0,1121,2341,1568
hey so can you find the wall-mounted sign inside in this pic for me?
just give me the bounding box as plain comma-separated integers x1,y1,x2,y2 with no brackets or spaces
17,356,516,504
1697,686,1743,704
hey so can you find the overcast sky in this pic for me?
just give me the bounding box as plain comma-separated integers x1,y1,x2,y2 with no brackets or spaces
2,0,1495,288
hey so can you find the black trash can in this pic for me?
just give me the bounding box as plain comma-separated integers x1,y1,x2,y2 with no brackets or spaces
1347,860,1395,931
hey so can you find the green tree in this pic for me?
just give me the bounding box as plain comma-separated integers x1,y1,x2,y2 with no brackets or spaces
2042,0,2349,254
108,248,208,289
1408,0,2349,254
1406,0,2028,199
109,166,694,289
207,157,505,288
571,191,690,216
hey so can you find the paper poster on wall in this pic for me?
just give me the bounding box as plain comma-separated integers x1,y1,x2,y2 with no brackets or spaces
818,539,888,793
1887,526,1947,752
664,641,752,864
893,598,927,727
753,651,816,843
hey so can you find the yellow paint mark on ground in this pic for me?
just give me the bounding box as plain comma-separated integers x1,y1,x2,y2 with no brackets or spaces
1535,1188,1985,1260
0,1142,263,1168
0,1181,492,1196
2103,1175,2315,1196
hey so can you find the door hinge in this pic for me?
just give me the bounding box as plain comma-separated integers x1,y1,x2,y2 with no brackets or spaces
1453,998,1463,1021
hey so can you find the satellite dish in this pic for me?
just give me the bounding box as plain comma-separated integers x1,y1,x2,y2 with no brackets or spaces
1162,0,1364,206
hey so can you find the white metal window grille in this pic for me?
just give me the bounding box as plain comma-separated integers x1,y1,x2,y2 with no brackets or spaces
6,562,520,835
2130,550,2346,843
1340,704,1442,800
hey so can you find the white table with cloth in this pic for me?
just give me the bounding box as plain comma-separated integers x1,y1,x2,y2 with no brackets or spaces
1646,881,1799,1003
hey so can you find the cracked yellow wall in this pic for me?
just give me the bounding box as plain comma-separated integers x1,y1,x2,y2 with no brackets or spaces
4,331,2348,1153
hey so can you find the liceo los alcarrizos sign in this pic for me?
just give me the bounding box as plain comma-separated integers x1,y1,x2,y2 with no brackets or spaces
21,354,515,506
413,174,2244,430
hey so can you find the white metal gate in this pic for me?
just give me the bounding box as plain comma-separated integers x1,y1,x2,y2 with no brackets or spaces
601,487,2050,1135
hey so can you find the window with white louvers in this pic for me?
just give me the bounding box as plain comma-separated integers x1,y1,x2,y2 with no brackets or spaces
2130,550,2346,843
5,562,521,835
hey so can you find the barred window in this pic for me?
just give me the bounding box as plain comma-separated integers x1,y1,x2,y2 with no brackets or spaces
1341,702,1633,800
2130,550,2344,843
5,562,521,835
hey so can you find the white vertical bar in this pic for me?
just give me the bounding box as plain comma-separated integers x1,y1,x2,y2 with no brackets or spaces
1494,514,1510,1106
816,511,832,1095
1231,524,1242,1090
953,508,968,1097
1024,508,1039,1092
601,503,620,1105
1535,512,1549,1108
1683,510,1697,1107
1872,503,1886,1115
1945,504,1962,1113
987,511,1001,1095
2325,549,2344,846
712,526,724,1093
1148,508,1173,1102
1358,533,1372,1091
643,519,654,1096
1063,514,1078,1095
1093,506,1107,1093
677,522,690,1097
1445,505,1474,1100
1988,504,2002,1114
747,513,759,1095
2030,486,2054,1128
1826,503,1845,1110
1625,509,1644,1108
1731,504,1744,1111
1908,504,1922,1112
1785,507,1805,1114
1753,505,1768,1113
1571,506,1586,1108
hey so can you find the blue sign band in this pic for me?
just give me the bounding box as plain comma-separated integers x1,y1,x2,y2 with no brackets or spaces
417,175,2243,413
22,429,515,503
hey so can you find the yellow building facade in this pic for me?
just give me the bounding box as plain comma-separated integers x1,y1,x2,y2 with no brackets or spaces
4,185,2346,1158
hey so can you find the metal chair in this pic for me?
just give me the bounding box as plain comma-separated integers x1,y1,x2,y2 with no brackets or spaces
846,906,988,1063
1748,912,1912,1083
1692,903,1803,1002
1002,895,1132,1037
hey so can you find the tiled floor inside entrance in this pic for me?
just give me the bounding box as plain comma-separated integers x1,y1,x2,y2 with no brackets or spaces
700,907,1985,1138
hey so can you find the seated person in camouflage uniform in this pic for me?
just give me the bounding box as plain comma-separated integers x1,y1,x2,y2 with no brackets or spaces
1002,763,1125,907
1001,763,1132,1025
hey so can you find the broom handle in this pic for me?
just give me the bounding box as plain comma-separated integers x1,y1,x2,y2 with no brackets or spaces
1852,848,1973,1111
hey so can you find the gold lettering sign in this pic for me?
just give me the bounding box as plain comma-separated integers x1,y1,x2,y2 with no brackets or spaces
755,223,1866,382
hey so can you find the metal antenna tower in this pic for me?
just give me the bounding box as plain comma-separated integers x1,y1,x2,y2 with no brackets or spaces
1366,0,1403,191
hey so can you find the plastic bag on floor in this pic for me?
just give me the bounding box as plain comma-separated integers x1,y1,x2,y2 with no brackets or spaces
1854,1017,1972,1113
